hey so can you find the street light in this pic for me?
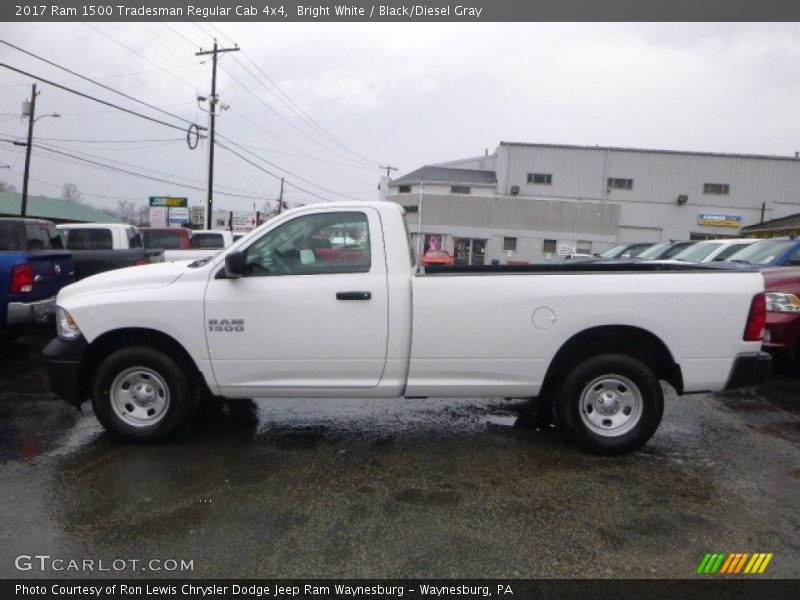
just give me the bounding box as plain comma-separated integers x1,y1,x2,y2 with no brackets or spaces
15,83,60,217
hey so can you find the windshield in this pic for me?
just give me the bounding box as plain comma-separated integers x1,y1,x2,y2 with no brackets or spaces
637,242,671,259
673,242,721,262
599,244,627,258
726,240,796,265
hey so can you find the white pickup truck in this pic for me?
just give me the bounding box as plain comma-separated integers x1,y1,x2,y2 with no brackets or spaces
43,201,770,454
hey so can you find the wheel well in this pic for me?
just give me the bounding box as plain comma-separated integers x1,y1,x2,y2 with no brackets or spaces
540,326,683,399
77,328,207,401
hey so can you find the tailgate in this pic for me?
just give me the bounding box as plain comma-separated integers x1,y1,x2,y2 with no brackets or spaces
27,251,75,300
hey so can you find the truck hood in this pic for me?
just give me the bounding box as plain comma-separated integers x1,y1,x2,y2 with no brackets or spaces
58,260,193,301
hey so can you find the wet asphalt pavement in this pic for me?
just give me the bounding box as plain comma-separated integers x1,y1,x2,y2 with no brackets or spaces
1,328,799,579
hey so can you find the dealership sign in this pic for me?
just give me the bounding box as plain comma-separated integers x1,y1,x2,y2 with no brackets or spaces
697,213,742,228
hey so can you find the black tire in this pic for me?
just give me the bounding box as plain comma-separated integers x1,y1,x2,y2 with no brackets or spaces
555,353,663,455
91,346,194,442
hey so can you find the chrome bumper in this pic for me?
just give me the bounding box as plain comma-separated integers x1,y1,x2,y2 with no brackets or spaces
6,297,56,325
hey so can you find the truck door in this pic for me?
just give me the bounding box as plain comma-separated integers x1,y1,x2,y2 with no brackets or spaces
203,208,389,394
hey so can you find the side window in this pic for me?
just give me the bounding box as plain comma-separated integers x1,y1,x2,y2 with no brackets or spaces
244,212,371,277
25,223,49,250
47,226,64,249
787,246,800,266
128,228,143,248
64,228,110,250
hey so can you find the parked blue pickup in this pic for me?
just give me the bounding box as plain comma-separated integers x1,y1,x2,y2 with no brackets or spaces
0,218,75,335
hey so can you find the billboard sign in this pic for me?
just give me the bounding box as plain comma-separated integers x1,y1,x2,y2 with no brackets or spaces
149,196,188,208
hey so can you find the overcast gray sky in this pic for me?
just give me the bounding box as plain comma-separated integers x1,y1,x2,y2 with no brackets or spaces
1,22,799,215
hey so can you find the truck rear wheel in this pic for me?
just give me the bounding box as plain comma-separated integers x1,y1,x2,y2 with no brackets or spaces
91,347,194,442
555,353,663,455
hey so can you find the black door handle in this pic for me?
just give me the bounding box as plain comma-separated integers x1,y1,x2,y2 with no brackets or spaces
336,291,372,301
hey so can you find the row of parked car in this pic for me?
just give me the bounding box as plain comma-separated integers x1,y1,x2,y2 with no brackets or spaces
598,237,800,368
0,218,236,339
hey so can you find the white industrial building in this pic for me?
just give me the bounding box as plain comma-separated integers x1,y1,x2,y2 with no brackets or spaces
383,141,800,265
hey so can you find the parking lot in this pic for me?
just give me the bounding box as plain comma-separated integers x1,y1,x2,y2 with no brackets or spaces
1,328,798,579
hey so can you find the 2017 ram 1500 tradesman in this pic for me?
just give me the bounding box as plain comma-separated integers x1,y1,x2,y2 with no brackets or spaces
43,202,771,454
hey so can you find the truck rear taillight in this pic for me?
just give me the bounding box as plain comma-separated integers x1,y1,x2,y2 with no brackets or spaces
743,293,767,341
10,263,34,294
134,257,148,266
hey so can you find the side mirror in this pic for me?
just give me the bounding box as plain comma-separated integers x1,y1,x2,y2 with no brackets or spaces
224,251,245,278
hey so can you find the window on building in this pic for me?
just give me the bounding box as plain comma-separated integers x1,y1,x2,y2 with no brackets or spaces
527,173,553,185
608,178,633,190
703,183,730,195
450,185,471,194
398,185,412,193
543,239,557,254
503,237,517,251
577,240,592,254
403,205,418,214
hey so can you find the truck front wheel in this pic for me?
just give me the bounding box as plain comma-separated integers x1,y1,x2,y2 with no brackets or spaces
91,347,194,442
555,353,663,455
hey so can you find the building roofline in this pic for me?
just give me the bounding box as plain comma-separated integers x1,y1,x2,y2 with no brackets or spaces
499,141,800,163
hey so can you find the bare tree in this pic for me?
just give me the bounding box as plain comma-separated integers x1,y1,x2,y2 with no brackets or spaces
61,182,84,204
98,200,148,225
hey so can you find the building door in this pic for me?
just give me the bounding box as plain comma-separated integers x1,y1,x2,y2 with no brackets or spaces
454,238,486,265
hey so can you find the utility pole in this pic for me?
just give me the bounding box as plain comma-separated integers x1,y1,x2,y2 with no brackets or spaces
379,164,398,178
17,83,59,217
196,40,239,229
277,178,285,214
20,83,36,217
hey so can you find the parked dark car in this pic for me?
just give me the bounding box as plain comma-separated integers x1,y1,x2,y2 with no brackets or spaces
598,242,654,259
636,240,697,260
0,218,74,336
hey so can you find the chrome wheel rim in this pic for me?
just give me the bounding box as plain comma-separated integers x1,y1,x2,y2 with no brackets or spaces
110,367,170,428
579,374,643,437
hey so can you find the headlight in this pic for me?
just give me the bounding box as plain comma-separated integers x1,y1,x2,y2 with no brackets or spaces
765,292,800,313
55,307,81,340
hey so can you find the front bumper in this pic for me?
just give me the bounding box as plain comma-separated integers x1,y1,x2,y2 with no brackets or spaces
724,351,772,390
6,297,56,326
42,336,88,407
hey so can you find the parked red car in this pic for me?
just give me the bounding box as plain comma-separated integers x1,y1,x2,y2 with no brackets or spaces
421,250,454,266
762,267,800,366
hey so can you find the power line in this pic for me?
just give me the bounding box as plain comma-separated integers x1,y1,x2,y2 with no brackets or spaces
33,136,184,144
0,63,200,89
0,40,200,128
231,52,379,167
219,63,375,168
197,21,378,167
216,135,367,202
215,141,333,204
6,167,152,203
81,22,200,92
0,63,201,133
27,138,263,197
1,137,266,201
230,141,378,172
